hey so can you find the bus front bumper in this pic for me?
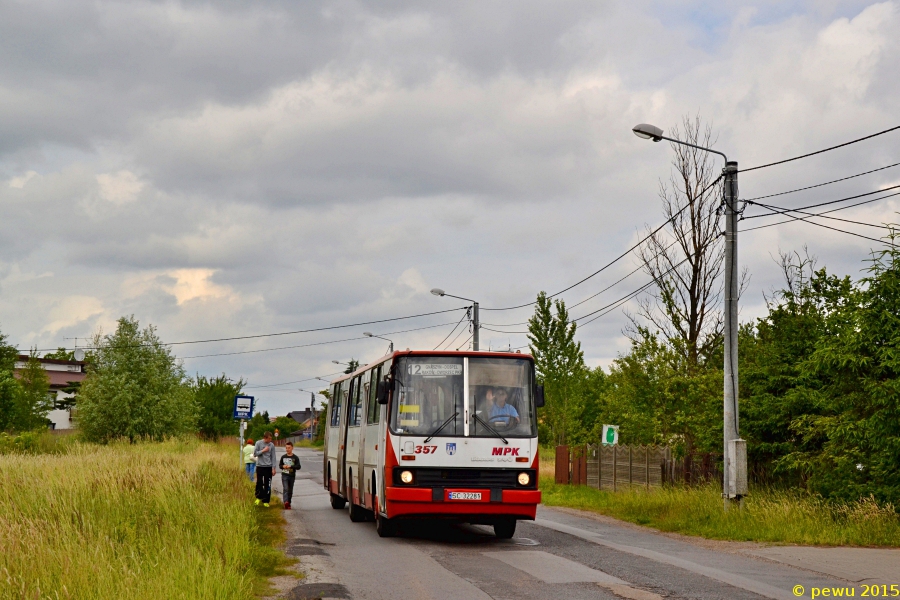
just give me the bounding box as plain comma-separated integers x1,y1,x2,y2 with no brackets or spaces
384,486,540,519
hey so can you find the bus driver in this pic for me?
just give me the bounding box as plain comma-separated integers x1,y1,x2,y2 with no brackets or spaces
489,388,519,427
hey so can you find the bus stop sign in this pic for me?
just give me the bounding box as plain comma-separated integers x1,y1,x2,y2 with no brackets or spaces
233,395,255,420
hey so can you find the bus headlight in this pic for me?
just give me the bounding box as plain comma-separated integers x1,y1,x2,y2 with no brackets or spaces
400,470,414,484
517,472,530,486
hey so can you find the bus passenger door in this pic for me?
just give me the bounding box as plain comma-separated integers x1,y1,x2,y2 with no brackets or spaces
337,379,352,496
376,360,392,514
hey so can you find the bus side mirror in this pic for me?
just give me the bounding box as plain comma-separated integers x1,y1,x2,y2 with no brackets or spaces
534,384,545,408
377,380,391,404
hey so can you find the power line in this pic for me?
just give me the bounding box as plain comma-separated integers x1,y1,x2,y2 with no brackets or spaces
442,323,469,350
182,321,459,359
574,256,691,324
739,125,900,173
245,371,344,389
482,326,528,334
455,334,473,351
750,202,893,230
743,202,895,246
31,306,467,352
741,161,900,201
482,239,684,329
743,184,900,219
482,174,724,311
433,310,469,350
741,190,900,233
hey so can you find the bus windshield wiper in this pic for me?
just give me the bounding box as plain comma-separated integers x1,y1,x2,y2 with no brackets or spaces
424,412,459,443
473,414,508,444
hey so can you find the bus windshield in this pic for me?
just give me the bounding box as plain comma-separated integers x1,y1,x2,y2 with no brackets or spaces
391,356,464,437
468,357,535,438
389,355,536,438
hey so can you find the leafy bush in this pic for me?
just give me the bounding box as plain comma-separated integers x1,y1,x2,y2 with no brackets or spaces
76,316,196,443
194,374,246,440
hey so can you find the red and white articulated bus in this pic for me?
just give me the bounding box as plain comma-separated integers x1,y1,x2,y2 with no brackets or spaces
323,350,544,538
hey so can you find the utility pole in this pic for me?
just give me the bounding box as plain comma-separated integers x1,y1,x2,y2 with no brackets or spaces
722,161,746,509
472,302,479,351
632,123,747,509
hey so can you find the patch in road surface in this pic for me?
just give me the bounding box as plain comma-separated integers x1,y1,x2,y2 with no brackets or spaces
286,545,329,557
285,582,350,599
483,550,626,584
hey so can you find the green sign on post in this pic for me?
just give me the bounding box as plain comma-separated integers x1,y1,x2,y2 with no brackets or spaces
602,424,619,446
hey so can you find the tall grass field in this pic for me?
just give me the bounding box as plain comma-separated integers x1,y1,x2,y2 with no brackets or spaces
0,438,289,600
539,449,900,547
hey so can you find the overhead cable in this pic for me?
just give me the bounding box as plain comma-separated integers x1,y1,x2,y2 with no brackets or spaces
33,306,467,352
245,371,344,389
433,311,469,350
182,321,460,359
455,334,473,351
742,161,900,201
741,190,900,233
748,203,893,230
482,175,724,311
442,324,470,351
739,125,900,173
744,202,895,246
742,184,900,219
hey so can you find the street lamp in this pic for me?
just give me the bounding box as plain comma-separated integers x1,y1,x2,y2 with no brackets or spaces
431,288,479,351
332,360,349,366
633,122,745,509
363,332,394,353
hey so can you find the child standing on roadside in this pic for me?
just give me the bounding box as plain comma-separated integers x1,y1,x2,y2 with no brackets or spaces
279,442,301,509
242,438,256,481
253,432,276,507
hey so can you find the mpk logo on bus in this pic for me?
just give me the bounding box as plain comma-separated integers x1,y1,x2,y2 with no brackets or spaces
491,447,520,456
446,443,456,455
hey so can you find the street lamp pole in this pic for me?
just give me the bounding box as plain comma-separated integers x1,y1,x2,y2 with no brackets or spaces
363,332,394,353
430,288,479,350
632,123,746,509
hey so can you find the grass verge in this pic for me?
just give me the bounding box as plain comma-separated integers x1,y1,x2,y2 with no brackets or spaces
540,477,900,547
0,438,294,599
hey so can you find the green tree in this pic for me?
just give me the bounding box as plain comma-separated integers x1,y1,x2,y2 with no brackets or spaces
11,350,53,431
597,328,721,455
740,251,853,482
0,328,19,432
527,292,588,445
76,316,196,443
786,234,900,504
43,348,75,361
343,360,359,374
193,374,246,440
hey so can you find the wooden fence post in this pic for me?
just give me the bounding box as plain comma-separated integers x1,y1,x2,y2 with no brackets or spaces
645,446,650,489
555,445,569,484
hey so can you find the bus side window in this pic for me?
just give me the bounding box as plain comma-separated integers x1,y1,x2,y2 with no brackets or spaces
350,376,360,426
331,382,343,427
367,365,381,424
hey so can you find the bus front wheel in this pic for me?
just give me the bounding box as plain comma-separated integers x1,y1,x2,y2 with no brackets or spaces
375,512,396,537
330,493,346,510
494,519,516,539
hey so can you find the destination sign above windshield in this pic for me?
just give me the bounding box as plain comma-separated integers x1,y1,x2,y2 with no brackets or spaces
408,363,463,376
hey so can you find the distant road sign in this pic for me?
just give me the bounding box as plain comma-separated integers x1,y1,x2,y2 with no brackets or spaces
233,395,255,420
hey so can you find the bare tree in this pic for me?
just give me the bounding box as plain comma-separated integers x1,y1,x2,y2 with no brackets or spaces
629,115,725,369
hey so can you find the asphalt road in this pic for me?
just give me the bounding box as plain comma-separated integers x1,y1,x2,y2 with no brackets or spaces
270,448,871,600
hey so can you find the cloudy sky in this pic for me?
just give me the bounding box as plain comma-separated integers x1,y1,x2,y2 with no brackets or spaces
2,0,899,416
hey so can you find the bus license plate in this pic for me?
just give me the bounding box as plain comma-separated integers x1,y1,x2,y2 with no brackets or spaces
448,492,482,501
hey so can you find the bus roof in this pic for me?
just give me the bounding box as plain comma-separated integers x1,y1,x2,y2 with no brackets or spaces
328,349,534,385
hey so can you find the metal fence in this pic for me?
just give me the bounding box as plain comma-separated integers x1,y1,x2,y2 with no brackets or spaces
555,444,726,491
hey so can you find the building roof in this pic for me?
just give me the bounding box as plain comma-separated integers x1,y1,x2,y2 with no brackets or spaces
13,356,88,389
